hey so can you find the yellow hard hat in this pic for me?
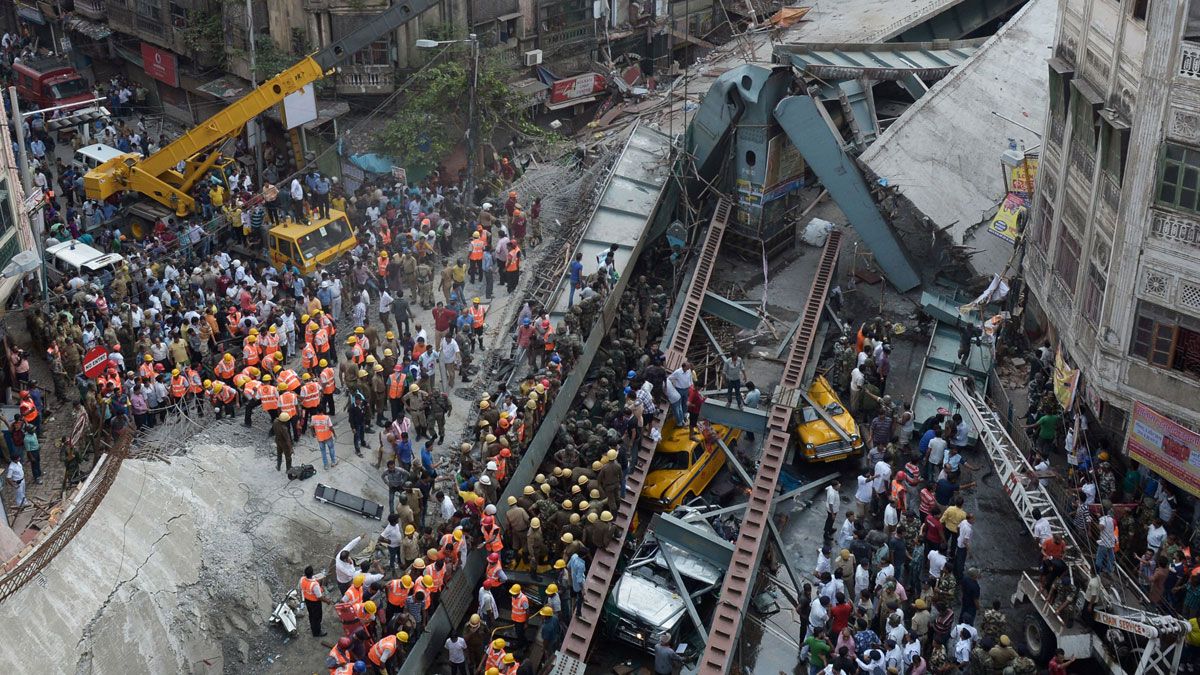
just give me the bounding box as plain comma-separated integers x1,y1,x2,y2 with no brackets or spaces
357,369,367,377
171,368,180,376
144,354,153,362
480,400,490,409
269,325,277,334
319,359,328,367
302,373,312,380
346,336,358,344
384,348,394,357
487,669,500,675
530,517,541,528
386,331,395,339
247,335,257,343
485,433,497,443
308,322,319,332
540,605,553,617
562,500,573,510
212,382,223,392
410,384,420,392
366,354,377,363
401,575,414,588
507,496,518,506
249,328,259,336
492,638,506,649
554,559,566,570
546,583,558,594
373,364,384,372
469,614,481,626
301,314,310,323
397,631,409,643
355,326,365,334
223,353,233,362
473,297,481,304
278,383,288,391
592,461,602,471
523,486,535,495
510,583,522,595
503,654,516,664
203,379,213,388
353,574,365,587
422,574,434,588
561,533,574,544
404,524,415,535
453,529,463,541
380,251,389,257
606,449,618,461
261,374,272,382
278,412,291,422
363,600,376,614
601,511,614,522
273,365,282,372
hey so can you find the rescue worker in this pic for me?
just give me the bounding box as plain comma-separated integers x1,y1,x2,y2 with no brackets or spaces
387,365,406,422
366,630,408,675
274,411,294,472
280,383,301,442
299,564,330,637
319,358,338,414
299,373,322,433
403,384,428,440
509,583,531,650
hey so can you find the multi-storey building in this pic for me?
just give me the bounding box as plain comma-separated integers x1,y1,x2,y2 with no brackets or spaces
1027,0,1200,473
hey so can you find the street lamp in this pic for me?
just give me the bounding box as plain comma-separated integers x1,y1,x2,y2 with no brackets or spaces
416,34,479,208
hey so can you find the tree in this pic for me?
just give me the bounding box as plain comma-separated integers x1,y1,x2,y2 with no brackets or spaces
378,55,530,173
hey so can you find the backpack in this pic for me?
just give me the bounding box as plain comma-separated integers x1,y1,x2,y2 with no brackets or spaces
287,464,316,481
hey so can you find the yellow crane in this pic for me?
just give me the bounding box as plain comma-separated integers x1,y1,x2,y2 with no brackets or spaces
83,0,438,218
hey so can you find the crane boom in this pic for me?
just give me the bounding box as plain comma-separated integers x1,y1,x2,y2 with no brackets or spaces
84,0,440,215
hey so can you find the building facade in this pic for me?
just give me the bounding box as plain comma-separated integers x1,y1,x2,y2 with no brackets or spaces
1026,0,1200,441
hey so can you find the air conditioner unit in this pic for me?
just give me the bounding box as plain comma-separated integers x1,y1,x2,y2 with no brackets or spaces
523,49,543,66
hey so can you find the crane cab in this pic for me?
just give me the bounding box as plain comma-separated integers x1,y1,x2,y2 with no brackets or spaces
268,209,357,274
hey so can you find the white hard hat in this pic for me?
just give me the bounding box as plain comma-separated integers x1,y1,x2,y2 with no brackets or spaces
484,504,497,515
486,461,498,471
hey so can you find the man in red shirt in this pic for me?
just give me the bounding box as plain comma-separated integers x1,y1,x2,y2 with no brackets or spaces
829,592,853,634
431,301,456,349
1048,648,1075,675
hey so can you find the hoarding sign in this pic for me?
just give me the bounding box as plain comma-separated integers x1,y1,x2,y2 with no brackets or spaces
549,73,606,105
989,192,1027,244
141,42,179,87
1126,401,1200,498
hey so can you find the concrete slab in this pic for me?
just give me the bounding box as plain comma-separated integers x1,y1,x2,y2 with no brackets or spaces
860,0,1055,277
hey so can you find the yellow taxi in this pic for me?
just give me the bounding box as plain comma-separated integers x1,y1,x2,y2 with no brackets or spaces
268,209,358,274
642,419,741,511
793,375,863,463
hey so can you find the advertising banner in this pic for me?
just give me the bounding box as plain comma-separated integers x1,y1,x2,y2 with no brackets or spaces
1126,402,1200,498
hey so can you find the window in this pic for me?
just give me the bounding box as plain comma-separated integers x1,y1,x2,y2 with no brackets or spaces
1157,142,1200,215
350,39,390,65
1048,68,1068,121
135,0,160,19
1033,198,1054,254
1101,119,1129,184
0,184,15,237
1132,0,1149,22
1082,264,1106,325
1053,226,1081,292
169,2,187,27
1131,301,1200,378
1070,84,1099,151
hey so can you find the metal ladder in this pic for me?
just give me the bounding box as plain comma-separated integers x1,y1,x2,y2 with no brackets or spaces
549,198,732,675
698,230,841,675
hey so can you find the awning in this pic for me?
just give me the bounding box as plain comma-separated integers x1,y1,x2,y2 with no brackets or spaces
64,16,112,41
1071,77,1104,107
496,12,522,21
196,75,251,101
510,77,549,108
16,2,44,25
545,94,598,111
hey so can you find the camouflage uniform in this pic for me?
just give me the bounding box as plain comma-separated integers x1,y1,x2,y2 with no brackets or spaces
1007,656,1037,675
980,608,1008,641
969,645,994,675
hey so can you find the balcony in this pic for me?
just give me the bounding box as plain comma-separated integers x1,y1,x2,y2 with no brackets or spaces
74,0,107,20
1180,40,1200,81
337,64,394,95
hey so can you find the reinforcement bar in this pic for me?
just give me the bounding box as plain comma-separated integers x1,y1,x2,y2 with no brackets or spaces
697,229,841,675
550,198,731,675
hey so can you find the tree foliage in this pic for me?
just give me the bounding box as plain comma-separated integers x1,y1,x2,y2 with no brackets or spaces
378,55,530,173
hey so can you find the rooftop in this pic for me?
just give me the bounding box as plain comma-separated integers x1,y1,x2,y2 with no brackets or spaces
859,0,1054,277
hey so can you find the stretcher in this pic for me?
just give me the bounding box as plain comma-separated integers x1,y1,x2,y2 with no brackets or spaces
314,483,384,520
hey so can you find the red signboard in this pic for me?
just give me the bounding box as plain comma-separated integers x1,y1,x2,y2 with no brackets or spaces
82,346,110,379
549,73,606,105
141,42,179,87
1126,401,1200,498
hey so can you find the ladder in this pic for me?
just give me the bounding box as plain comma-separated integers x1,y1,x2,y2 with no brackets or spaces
549,197,732,675
698,230,841,675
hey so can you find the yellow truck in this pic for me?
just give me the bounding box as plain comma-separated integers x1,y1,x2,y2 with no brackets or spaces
793,375,863,462
267,209,358,275
642,420,741,511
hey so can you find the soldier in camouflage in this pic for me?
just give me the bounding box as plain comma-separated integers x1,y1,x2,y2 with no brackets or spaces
980,600,1008,641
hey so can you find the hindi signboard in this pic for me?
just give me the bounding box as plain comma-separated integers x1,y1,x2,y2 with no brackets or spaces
1126,401,1200,498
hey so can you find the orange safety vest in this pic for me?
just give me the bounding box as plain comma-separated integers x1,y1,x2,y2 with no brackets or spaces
311,414,334,441
368,635,398,666
261,333,280,356
280,391,299,418
300,577,322,602
216,386,237,404
187,369,203,394
342,585,364,605
506,246,521,272
320,314,337,337
300,382,322,409
279,369,301,391
385,579,409,607
320,367,337,395
19,398,37,422
485,524,504,553
543,326,556,351
484,646,506,671
214,359,236,380
328,646,352,669
243,343,261,366
332,663,355,675
495,457,508,483
313,329,330,353
378,256,389,278
243,380,259,400
228,312,242,336
260,384,280,411
469,239,485,261
470,306,485,329
503,664,519,675
138,363,156,380
351,345,364,364
353,602,374,624
301,343,317,370
511,593,529,623
388,373,406,399
890,479,907,504
483,560,503,588
170,375,188,399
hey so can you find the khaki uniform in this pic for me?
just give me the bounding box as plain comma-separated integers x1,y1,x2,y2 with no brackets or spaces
505,506,531,558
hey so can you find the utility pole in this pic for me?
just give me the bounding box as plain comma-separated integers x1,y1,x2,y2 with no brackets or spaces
8,86,49,309
246,0,264,184
464,33,479,208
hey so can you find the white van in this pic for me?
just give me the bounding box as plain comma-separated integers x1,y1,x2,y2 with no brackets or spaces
74,143,138,171
45,239,125,282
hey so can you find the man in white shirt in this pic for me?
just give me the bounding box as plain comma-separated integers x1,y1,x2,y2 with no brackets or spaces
955,513,975,578
666,362,694,427
953,625,978,664
6,458,26,507
378,515,404,574
872,459,892,515
1095,505,1117,574
290,178,306,221
439,336,462,387
824,481,841,539
884,500,899,532
334,535,364,594
1032,509,1052,542
850,366,865,413
1146,518,1168,553
927,547,948,581
926,433,948,478
806,595,830,639
838,513,858,550
477,584,500,623
855,473,873,519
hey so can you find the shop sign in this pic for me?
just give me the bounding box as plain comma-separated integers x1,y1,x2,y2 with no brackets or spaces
549,73,606,105
141,42,179,87
1126,401,1200,498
